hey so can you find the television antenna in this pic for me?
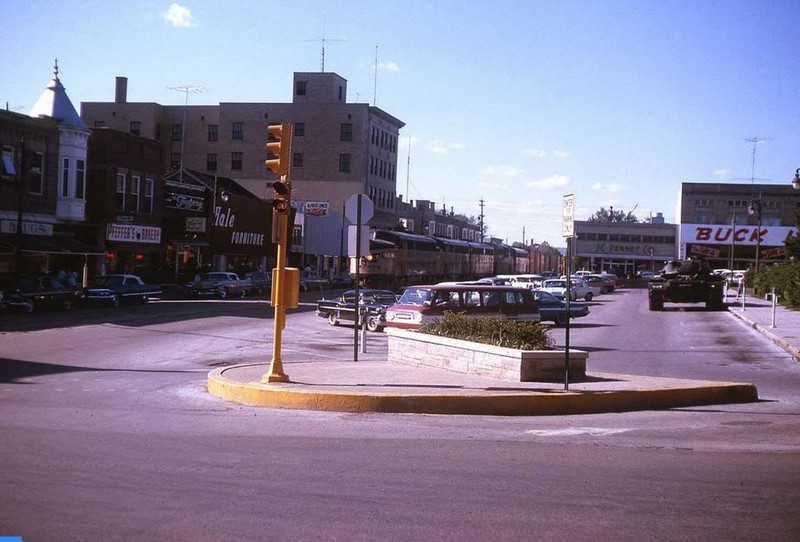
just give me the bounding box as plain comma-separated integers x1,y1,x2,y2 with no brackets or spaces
167,85,205,182
303,17,345,72
740,136,774,184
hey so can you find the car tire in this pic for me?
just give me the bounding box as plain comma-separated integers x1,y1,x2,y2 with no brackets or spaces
584,292,594,302
239,289,247,299
328,312,339,326
555,313,568,326
218,287,228,299
140,296,149,304
366,315,382,332
111,295,121,308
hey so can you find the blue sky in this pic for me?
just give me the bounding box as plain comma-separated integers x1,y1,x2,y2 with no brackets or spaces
4,0,800,246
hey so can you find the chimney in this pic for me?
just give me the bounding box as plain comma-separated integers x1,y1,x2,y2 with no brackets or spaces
115,76,128,104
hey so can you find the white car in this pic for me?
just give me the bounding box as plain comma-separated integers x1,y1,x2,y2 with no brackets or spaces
541,278,601,301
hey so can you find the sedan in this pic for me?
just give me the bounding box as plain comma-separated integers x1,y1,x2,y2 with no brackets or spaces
531,289,590,326
316,289,398,332
82,274,162,307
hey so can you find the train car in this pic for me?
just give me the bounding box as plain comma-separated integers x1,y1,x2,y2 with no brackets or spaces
469,241,495,278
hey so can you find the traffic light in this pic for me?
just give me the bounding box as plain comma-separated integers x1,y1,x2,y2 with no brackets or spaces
272,179,291,214
265,123,291,176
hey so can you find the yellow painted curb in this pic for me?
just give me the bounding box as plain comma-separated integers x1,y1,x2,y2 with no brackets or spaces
207,365,759,416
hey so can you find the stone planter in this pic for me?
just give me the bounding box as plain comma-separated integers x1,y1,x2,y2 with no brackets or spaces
386,328,587,382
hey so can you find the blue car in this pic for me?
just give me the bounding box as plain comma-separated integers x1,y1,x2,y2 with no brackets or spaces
532,289,590,326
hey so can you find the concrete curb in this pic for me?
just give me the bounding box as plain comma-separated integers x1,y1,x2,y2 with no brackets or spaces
728,308,800,362
207,364,759,416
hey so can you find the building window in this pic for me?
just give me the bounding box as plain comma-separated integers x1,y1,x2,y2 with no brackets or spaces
115,172,126,211
144,177,154,214
207,154,217,171
61,157,70,198
208,124,218,142
338,153,352,173
292,153,304,168
130,121,141,136
231,152,243,171
296,81,307,96
171,124,182,141
130,175,140,213
94,120,106,128
76,159,85,199
27,152,44,195
232,122,244,140
294,122,305,137
340,123,353,142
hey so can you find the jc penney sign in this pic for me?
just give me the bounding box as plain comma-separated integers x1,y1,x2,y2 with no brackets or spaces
681,224,797,246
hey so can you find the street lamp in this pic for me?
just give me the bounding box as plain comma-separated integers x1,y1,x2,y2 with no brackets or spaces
747,193,762,274
792,168,800,190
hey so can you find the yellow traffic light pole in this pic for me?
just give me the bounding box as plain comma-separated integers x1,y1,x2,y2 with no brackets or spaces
262,123,293,384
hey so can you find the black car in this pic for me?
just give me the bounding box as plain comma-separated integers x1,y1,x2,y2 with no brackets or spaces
316,288,398,332
82,274,162,307
531,289,590,326
2,274,83,313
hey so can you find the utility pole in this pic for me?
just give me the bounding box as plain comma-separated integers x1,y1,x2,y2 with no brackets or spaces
479,199,485,242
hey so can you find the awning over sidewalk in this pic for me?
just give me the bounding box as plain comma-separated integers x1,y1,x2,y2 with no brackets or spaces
0,234,105,256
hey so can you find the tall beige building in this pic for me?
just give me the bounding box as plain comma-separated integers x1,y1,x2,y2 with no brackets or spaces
81,72,405,230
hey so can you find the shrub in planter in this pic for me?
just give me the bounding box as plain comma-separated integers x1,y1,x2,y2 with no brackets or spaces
418,311,554,350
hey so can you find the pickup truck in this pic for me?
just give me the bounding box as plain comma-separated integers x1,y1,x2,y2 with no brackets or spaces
82,274,162,307
185,272,254,299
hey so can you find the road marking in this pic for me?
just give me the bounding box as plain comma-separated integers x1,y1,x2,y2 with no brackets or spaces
526,427,632,437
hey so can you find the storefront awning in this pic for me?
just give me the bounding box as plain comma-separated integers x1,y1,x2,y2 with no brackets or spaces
0,234,105,256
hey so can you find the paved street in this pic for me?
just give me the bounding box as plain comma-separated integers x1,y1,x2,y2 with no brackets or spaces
1,287,799,540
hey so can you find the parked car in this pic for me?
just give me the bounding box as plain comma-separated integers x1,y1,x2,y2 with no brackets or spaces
496,274,543,289
185,271,253,299
584,274,616,293
531,289,590,326
1,274,83,313
82,274,161,307
316,289,398,332
540,278,601,301
244,271,271,295
385,284,541,330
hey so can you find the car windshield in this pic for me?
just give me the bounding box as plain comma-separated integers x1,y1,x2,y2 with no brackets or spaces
534,290,559,303
397,287,434,306
544,280,566,288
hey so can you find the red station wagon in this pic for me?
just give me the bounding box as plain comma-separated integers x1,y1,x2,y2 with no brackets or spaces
385,284,541,330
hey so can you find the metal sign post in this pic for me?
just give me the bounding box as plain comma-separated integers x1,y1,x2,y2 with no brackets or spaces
562,194,575,391
345,194,374,361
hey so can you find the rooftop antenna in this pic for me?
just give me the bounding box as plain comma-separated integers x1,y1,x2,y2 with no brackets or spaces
167,85,205,183
373,45,378,106
742,136,774,184
303,16,345,72
405,135,411,202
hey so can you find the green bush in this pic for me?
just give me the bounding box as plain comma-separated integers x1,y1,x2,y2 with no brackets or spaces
752,263,800,309
418,311,554,350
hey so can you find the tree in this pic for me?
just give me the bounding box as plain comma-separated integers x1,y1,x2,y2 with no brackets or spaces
785,210,800,262
587,206,639,223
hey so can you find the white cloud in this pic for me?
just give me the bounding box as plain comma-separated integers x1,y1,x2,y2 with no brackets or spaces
525,174,570,188
480,165,524,177
713,168,729,179
523,148,569,159
162,3,196,27
427,139,464,154
591,182,624,193
523,148,547,158
378,61,400,72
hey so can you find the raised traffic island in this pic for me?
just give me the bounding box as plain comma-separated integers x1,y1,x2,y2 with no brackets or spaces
385,327,587,382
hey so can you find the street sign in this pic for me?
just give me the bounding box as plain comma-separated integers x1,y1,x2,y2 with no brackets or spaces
345,194,374,224
562,194,575,238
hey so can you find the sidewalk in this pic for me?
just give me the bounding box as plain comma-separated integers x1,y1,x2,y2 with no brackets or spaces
726,288,800,361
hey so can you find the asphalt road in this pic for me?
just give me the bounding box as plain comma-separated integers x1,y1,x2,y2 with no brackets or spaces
1,288,799,541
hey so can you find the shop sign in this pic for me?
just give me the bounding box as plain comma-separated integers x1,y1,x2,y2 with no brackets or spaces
762,246,786,259
594,242,657,255
186,217,206,233
690,245,721,258
106,223,162,244
305,201,329,217
681,224,797,246
211,200,268,251
165,192,205,212
1,219,53,236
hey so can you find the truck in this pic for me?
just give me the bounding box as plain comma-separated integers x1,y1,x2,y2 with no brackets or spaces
185,271,255,299
647,259,726,311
